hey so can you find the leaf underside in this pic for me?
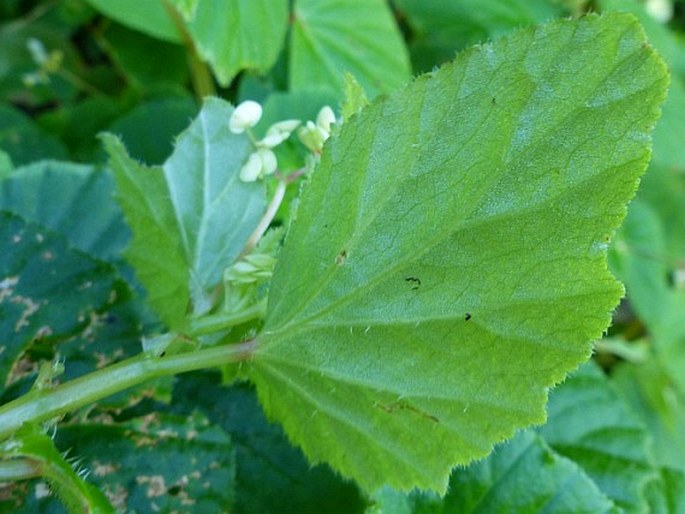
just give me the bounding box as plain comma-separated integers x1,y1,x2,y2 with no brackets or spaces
249,13,669,493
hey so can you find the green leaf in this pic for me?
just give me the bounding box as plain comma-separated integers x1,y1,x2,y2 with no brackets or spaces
107,96,198,165
0,161,129,263
171,374,366,514
104,97,268,326
81,0,181,43
101,135,189,328
395,0,566,72
250,13,668,492
49,412,234,513
168,0,199,21
0,212,121,392
367,431,617,514
540,361,656,512
188,0,289,86
645,467,685,514
0,104,68,166
290,0,411,98
0,149,11,180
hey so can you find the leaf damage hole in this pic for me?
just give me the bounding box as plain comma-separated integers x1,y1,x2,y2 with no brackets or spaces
404,276,421,290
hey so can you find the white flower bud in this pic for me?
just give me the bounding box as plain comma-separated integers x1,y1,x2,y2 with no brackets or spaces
316,106,336,133
258,148,278,175
645,0,673,22
229,100,262,134
239,152,262,182
260,119,301,148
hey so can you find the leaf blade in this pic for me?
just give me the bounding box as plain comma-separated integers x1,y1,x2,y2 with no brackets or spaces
251,13,669,492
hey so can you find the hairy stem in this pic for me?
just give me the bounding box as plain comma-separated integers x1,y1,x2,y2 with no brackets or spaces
0,340,256,441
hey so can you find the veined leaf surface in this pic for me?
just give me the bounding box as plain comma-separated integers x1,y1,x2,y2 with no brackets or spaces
249,13,668,492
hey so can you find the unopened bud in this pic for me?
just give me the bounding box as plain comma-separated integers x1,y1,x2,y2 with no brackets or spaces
229,100,262,134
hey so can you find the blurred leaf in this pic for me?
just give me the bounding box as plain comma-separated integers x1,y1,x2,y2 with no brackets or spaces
168,0,199,21
101,22,189,92
108,96,198,165
612,361,685,473
0,161,129,263
0,212,122,386
81,0,181,43
37,96,131,163
610,199,670,329
0,19,85,105
171,374,365,514
290,0,411,98
645,467,685,514
250,14,668,492
0,149,12,179
367,431,617,514
395,0,566,72
188,0,289,86
540,361,656,512
0,104,68,166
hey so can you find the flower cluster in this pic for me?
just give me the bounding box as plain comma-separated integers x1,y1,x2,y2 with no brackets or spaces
229,100,336,183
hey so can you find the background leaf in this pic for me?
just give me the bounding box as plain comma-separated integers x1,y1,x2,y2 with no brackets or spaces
289,0,411,98
539,361,656,512
188,0,289,86
249,13,668,492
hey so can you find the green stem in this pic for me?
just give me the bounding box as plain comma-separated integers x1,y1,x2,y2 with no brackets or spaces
240,179,288,258
189,299,267,336
0,340,256,441
162,0,216,99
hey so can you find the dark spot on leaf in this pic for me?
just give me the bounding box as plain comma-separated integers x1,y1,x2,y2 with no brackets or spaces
404,277,421,290
335,250,347,266
465,313,472,321
167,485,181,496
491,97,497,105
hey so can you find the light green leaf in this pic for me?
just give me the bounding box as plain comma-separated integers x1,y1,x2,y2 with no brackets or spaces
104,98,268,326
540,361,656,512
102,134,189,328
250,13,668,492
188,0,289,86
0,150,11,180
290,0,411,98
81,0,181,43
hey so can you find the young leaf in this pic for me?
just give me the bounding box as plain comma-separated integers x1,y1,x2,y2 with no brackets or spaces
103,97,268,325
249,13,669,492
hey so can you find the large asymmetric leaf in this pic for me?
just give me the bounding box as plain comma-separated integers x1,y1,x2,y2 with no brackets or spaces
103,98,268,325
249,14,668,492
290,0,411,98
